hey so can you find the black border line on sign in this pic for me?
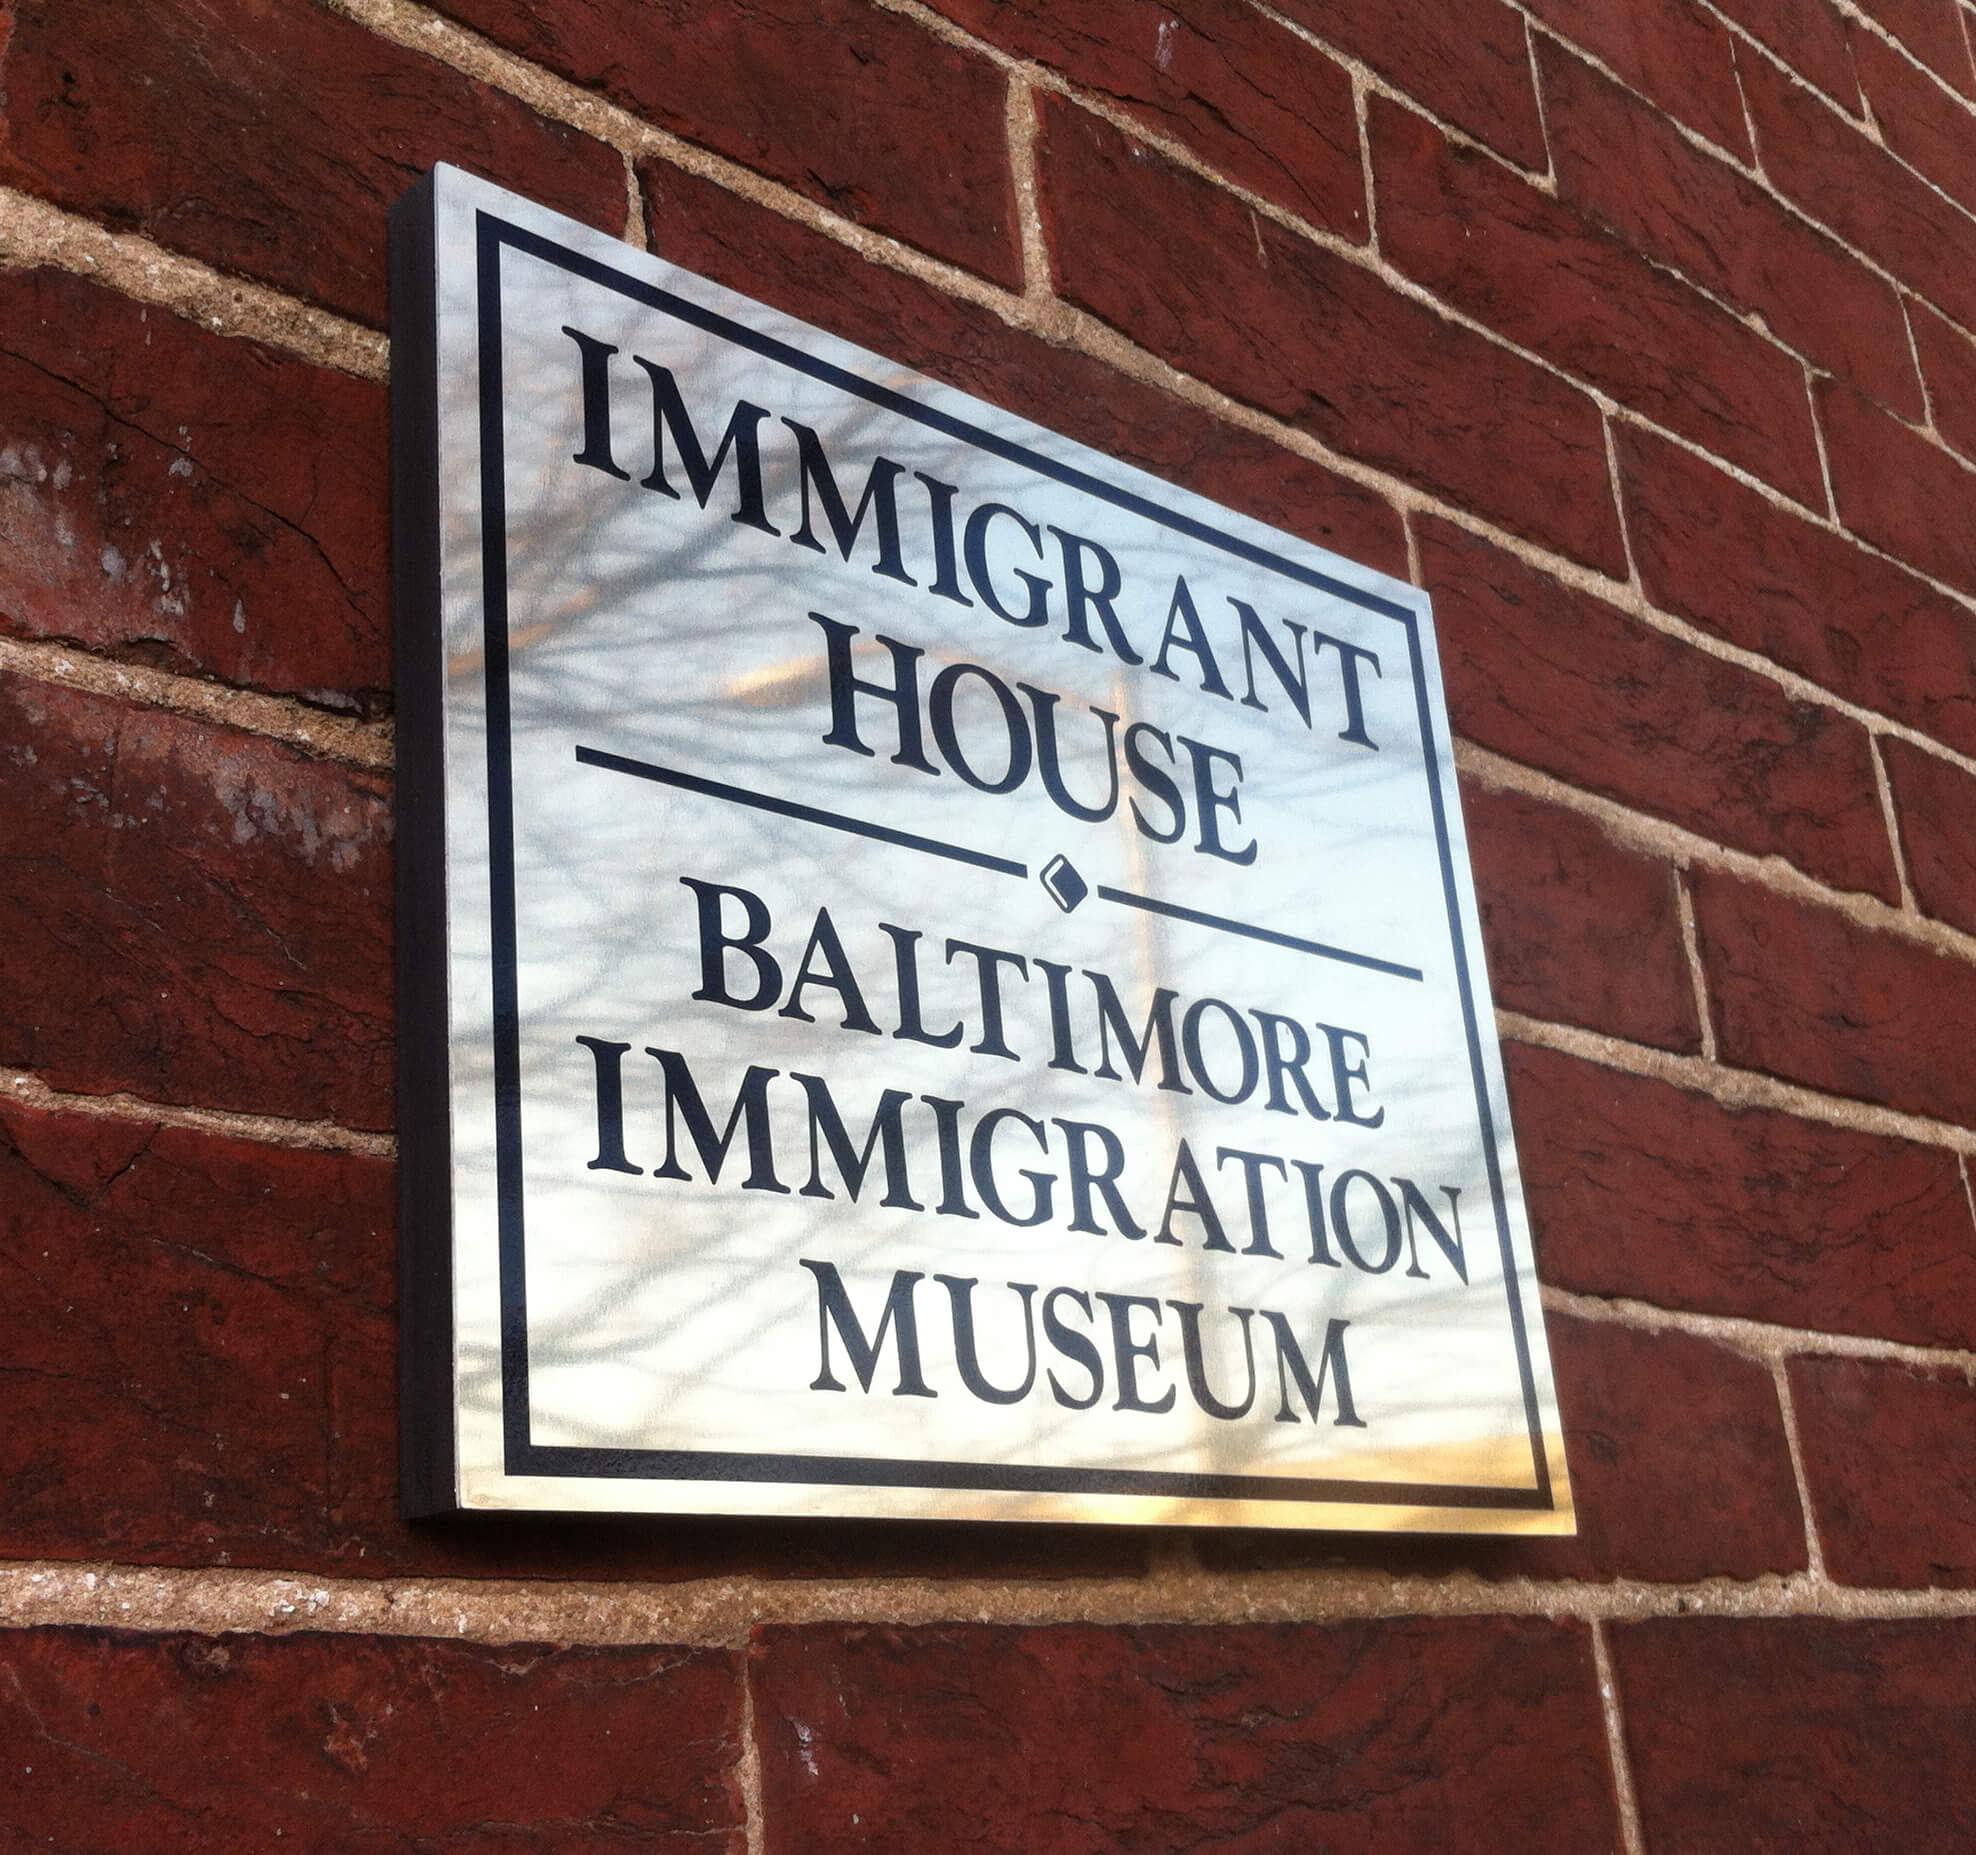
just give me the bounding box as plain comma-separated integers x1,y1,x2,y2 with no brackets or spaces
471,205,1553,1515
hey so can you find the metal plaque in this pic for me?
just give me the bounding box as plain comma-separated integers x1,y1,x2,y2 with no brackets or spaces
392,164,1573,1533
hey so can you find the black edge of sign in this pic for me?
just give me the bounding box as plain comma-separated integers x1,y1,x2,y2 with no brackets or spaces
465,199,1555,1521
1403,621,1553,1510
389,171,459,1518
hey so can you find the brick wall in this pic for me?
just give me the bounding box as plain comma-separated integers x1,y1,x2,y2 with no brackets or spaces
2,0,1974,1846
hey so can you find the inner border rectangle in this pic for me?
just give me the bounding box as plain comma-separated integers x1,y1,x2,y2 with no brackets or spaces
472,209,1553,1514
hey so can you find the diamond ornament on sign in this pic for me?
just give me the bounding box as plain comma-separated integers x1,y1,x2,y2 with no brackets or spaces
1040,854,1089,913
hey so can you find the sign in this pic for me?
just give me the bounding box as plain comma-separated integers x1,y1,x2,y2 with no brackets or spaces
392,165,1573,1534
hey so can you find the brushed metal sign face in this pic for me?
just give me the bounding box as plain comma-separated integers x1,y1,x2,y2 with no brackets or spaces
393,165,1573,1533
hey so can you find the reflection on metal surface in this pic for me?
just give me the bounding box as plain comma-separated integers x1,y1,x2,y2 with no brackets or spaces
394,165,1575,1534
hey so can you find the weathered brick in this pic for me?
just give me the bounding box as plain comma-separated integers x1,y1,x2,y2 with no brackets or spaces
1372,98,1823,504
1461,779,1700,1052
1539,43,1917,418
1883,736,1976,935
432,0,1021,288
1612,1618,1976,1850
1740,48,1976,332
1689,868,1976,1127
753,1618,1620,1851
0,1099,394,1568
0,678,393,1128
1790,1355,1976,1586
1855,0,1976,94
1538,1314,1807,1582
1708,0,1860,105
1617,425,1976,756
637,159,1406,576
1521,0,1751,153
920,0,1363,237
1818,377,1976,598
1911,296,1976,463
1259,0,1548,171
1037,99,1625,573
0,1629,744,1850
1851,24,1976,218
0,0,624,327
1421,518,1900,900
0,267,388,710
1506,1041,1976,1348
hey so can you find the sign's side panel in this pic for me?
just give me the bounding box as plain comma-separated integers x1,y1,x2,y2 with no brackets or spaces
389,172,460,1517
438,178,523,1515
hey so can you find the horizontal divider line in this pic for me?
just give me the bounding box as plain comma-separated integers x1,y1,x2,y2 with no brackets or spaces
576,749,1418,980
1096,885,1423,981
575,745,1028,877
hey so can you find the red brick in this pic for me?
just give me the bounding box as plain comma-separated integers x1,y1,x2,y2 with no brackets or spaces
1818,377,1976,597
1884,736,1976,935
1856,0,1976,94
638,159,1407,576
1036,99,1625,574
1709,0,1860,105
0,678,393,1128
0,1099,396,1569
1911,296,1976,462
1421,518,1900,900
1253,0,1548,170
1506,1041,1976,1347
1690,868,1976,1127
920,0,1363,237
0,268,388,710
1522,0,1751,153
1790,1356,1976,1586
1618,425,1976,756
1539,43,1916,418
0,1629,743,1850
753,1618,1620,1852
431,0,1020,289
1851,24,1976,218
0,0,624,327
1539,1314,1807,1582
1740,48,1976,332
1372,98,1823,504
1461,779,1701,1052
1611,1617,1976,1850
